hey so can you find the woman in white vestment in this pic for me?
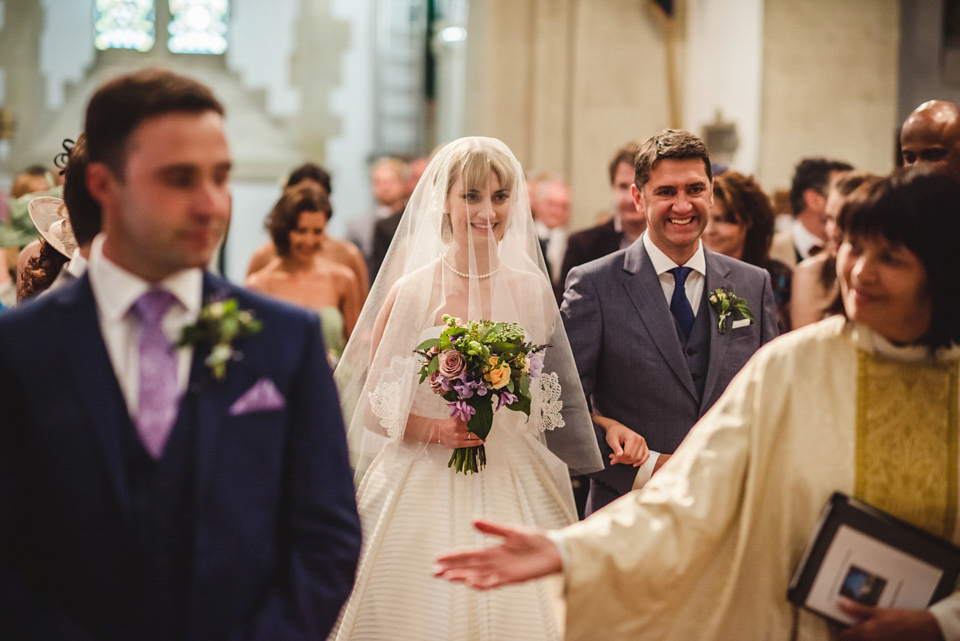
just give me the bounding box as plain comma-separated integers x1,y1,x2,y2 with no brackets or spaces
330,137,603,641
435,167,960,641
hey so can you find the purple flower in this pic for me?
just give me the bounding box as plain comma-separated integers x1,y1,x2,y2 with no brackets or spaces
453,374,478,399
428,370,450,394
448,400,476,422
526,352,544,378
496,390,518,411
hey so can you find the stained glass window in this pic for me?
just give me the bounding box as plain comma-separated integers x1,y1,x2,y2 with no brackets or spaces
94,0,156,51
168,0,229,55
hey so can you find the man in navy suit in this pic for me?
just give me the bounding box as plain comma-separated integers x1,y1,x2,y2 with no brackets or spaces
558,141,646,289
561,130,779,514
0,68,361,640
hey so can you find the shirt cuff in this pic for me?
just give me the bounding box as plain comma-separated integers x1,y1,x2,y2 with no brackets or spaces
632,451,661,491
546,530,568,571
929,595,960,641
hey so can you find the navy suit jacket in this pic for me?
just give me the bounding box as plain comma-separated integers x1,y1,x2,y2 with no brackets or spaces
561,240,779,511
0,272,361,641
558,218,623,294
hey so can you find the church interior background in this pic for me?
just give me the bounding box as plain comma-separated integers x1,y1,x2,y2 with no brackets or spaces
0,0,955,283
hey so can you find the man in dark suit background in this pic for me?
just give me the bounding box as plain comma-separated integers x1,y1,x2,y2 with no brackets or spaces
561,130,779,514
558,141,647,290
0,68,361,640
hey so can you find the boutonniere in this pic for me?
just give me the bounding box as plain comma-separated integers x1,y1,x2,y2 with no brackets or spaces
708,287,754,334
177,298,263,380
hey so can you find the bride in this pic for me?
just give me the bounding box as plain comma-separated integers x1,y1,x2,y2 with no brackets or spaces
331,137,602,640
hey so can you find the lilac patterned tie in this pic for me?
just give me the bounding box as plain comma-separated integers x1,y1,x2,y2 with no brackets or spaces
134,289,178,459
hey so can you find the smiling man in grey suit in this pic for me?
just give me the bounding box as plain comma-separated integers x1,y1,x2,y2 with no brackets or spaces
561,129,779,514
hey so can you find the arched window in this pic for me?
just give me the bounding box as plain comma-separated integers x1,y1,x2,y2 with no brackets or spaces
94,0,229,54
94,0,156,51
168,0,229,54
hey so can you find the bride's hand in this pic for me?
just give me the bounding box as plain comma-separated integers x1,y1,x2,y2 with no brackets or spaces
435,417,482,449
602,420,649,467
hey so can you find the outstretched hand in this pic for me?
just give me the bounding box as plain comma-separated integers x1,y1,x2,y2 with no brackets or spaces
837,599,944,641
433,519,563,590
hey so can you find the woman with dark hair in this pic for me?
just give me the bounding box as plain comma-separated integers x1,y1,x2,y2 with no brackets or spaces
703,171,792,331
245,164,370,303
246,186,360,365
791,171,881,329
435,167,960,641
18,134,101,301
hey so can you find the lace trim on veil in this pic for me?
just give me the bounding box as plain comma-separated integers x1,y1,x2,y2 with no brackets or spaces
368,354,421,439
532,372,564,432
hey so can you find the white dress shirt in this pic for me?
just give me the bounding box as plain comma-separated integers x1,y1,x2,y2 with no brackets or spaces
791,218,823,261
87,234,202,420
641,231,706,316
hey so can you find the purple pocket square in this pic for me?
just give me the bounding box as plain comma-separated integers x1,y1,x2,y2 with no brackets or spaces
229,378,286,416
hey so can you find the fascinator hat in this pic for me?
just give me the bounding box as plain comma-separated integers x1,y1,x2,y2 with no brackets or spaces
28,196,78,258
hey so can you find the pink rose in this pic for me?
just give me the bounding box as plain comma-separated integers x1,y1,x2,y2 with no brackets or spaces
428,370,447,394
437,349,466,379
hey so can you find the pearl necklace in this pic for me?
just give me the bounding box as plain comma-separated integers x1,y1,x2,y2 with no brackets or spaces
440,254,500,279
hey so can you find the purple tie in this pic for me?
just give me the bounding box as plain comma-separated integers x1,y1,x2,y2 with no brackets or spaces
134,289,178,459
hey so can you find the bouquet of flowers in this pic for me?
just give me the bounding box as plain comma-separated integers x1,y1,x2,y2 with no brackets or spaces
415,314,546,474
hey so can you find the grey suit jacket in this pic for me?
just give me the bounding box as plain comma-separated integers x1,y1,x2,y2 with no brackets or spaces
560,240,779,509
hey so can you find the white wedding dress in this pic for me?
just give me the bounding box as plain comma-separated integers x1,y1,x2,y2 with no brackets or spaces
331,328,576,641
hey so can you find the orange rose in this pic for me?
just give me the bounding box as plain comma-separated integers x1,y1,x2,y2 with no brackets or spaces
484,356,511,389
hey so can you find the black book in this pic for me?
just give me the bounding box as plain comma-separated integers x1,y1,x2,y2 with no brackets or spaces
788,492,960,626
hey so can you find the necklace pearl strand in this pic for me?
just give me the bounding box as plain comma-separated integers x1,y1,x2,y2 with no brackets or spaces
440,254,500,279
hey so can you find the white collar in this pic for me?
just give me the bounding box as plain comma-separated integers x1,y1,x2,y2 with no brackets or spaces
88,234,203,322
792,219,823,258
845,318,960,364
66,249,87,278
642,231,706,276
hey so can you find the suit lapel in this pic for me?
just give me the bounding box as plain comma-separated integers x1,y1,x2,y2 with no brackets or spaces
191,274,234,508
622,242,698,400
61,276,134,519
700,252,734,411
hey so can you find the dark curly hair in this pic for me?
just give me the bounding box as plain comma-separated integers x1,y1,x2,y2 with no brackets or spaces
18,240,69,301
266,187,332,256
285,162,332,196
711,171,775,267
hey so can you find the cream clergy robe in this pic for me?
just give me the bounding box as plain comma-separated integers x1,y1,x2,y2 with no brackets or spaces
559,316,960,641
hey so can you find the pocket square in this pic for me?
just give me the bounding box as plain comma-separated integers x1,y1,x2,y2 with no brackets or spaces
732,318,752,330
229,378,286,416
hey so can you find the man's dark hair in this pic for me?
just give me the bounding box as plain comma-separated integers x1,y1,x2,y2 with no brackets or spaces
61,134,101,247
84,67,224,177
788,157,853,216
837,167,960,349
266,187,332,256
286,162,332,195
634,130,711,191
608,142,641,186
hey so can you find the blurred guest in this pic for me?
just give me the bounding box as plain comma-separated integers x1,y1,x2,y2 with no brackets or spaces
1,165,58,279
791,171,880,329
770,158,853,268
435,167,960,641
704,171,792,332
352,157,409,280
247,162,369,303
247,187,360,365
560,142,644,290
405,155,429,198
18,135,101,302
535,177,571,290
900,100,960,179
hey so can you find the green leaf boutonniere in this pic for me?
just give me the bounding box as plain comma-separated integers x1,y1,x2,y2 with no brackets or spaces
708,287,754,334
178,298,263,380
